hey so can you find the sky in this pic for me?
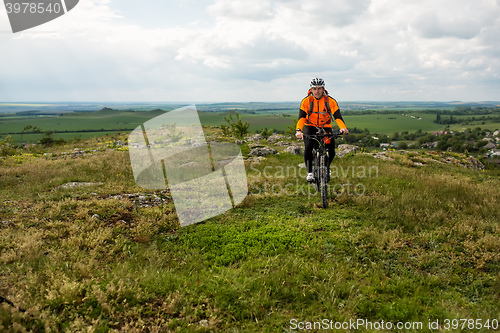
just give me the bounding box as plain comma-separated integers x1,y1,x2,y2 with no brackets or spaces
0,0,499,102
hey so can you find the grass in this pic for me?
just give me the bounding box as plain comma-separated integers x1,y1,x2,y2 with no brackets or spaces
0,134,499,332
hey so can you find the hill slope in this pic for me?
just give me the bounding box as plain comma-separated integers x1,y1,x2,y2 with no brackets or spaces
0,136,499,331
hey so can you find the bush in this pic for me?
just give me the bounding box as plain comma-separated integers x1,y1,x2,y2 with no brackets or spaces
285,119,298,139
259,128,273,139
223,113,250,139
0,136,16,156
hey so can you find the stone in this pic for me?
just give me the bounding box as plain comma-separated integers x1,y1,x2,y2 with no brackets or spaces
248,134,264,141
54,182,103,190
249,147,278,157
336,144,359,158
284,146,303,156
372,152,394,161
247,156,267,163
266,134,285,143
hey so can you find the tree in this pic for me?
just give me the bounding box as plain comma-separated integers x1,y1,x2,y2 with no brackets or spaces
260,128,273,139
0,136,16,156
285,119,298,139
21,125,65,147
435,114,441,123
223,113,250,139
163,123,184,143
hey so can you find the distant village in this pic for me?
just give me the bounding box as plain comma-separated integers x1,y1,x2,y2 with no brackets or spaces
378,129,500,159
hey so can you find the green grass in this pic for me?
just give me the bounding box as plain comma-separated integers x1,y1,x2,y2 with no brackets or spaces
0,134,499,332
5,108,495,145
342,113,442,134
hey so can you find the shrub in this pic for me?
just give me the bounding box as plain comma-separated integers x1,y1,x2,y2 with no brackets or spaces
223,113,250,139
0,136,16,156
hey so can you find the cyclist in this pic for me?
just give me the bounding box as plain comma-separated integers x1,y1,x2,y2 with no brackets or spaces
295,78,349,182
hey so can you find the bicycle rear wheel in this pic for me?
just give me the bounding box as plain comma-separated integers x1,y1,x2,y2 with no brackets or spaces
319,154,328,208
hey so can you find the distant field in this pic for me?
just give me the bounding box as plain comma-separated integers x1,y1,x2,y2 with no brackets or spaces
1,108,499,144
0,109,165,143
0,103,53,107
342,113,440,134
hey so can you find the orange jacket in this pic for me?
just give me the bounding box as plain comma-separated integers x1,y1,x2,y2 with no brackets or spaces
296,90,347,131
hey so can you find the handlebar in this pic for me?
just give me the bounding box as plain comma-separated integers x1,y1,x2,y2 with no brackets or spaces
303,132,344,140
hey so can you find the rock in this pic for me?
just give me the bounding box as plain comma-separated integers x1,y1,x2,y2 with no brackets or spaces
235,140,247,145
249,147,278,157
336,144,359,158
1,220,13,227
54,182,103,190
276,141,291,147
373,153,394,161
108,191,170,208
363,151,485,170
284,146,303,156
247,134,264,142
180,161,199,168
247,156,267,163
266,134,285,143
466,157,485,170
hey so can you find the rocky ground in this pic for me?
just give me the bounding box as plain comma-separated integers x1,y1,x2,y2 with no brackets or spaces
243,134,485,170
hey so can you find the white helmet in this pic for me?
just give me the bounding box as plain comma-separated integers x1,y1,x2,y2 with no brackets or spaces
310,77,325,88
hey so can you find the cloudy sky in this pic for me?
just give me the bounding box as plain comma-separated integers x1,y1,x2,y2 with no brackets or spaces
0,0,499,102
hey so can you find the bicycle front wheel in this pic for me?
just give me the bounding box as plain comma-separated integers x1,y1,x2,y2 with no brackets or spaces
319,154,328,208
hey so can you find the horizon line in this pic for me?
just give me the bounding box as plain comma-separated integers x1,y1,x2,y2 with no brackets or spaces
1,100,500,104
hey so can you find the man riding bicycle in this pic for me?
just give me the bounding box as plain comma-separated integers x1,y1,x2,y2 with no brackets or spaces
295,78,349,182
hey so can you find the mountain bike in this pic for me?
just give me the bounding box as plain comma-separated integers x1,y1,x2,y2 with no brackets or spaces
304,130,343,208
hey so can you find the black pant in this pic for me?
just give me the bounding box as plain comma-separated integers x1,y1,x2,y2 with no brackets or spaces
303,126,335,173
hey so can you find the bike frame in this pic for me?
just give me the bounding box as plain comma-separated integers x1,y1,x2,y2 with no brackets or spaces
304,128,342,208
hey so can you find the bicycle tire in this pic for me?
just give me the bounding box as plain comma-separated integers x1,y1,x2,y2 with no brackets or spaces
319,154,328,208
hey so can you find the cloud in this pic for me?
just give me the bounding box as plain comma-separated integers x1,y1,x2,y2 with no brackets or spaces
411,0,498,40
0,0,499,101
415,11,481,40
298,0,372,27
207,0,275,21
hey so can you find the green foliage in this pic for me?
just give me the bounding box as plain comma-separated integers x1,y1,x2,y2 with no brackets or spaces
162,123,184,143
0,135,16,156
259,127,273,139
223,112,250,139
179,217,310,266
398,141,408,149
285,118,298,139
21,125,66,147
220,124,231,137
